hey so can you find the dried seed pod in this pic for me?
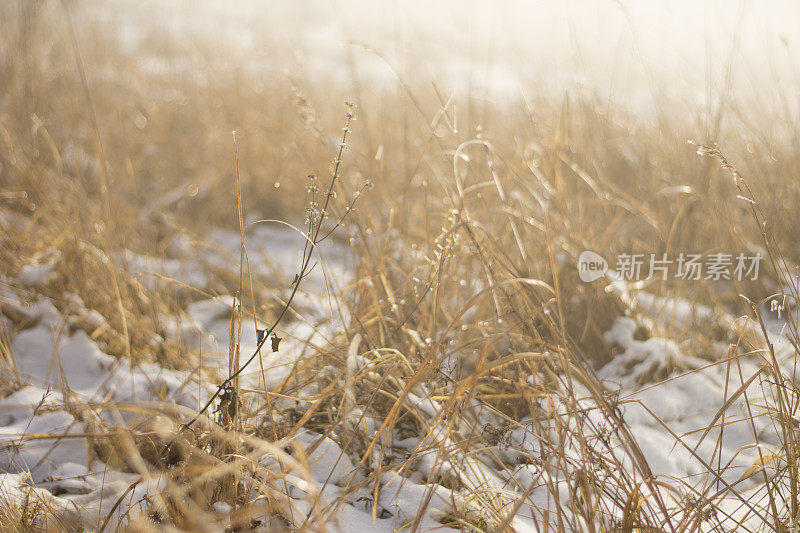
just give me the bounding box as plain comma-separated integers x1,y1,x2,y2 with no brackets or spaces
271,334,282,352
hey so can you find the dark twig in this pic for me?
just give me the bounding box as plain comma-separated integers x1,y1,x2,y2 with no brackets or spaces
179,102,358,432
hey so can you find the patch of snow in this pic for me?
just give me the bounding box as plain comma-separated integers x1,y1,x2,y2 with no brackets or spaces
292,431,357,486
16,248,61,288
120,249,210,291
600,317,706,387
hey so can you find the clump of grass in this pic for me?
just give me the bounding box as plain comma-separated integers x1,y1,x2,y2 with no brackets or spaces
6,2,800,532
0,490,45,532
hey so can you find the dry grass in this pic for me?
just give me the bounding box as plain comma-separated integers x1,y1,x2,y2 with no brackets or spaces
3,1,800,532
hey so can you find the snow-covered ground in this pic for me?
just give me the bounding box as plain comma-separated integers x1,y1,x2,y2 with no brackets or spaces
4,2,800,529
1,209,796,531
0,221,360,529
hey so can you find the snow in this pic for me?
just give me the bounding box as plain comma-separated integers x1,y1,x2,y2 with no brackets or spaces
1,217,796,531
600,316,706,387
377,470,454,526
9,325,198,407
0,223,368,530
16,248,61,288
291,431,357,486
120,249,211,292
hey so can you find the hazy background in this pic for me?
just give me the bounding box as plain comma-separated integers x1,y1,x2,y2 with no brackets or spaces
83,0,800,127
